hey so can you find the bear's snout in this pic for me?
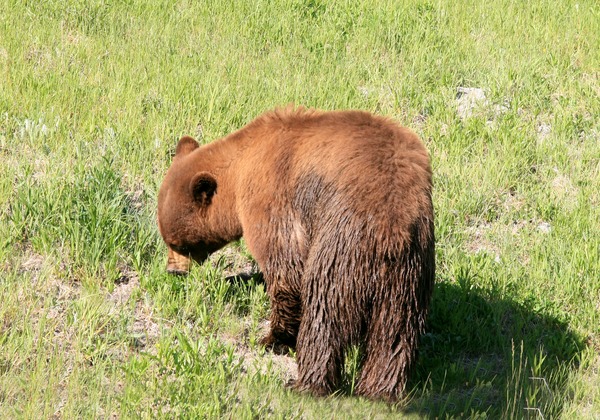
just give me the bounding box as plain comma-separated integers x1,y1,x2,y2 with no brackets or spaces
166,248,191,275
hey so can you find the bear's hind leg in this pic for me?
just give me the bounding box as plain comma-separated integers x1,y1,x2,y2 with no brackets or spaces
355,324,416,401
293,271,352,397
294,313,346,396
356,237,434,402
355,288,423,402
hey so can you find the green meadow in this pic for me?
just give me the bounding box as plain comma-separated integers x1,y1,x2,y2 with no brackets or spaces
1,0,598,417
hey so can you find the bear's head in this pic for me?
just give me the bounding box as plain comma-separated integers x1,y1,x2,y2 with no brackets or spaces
157,136,224,275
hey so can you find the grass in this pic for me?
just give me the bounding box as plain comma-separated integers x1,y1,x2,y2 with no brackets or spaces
1,0,599,417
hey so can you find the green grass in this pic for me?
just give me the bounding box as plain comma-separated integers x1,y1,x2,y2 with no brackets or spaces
1,0,599,417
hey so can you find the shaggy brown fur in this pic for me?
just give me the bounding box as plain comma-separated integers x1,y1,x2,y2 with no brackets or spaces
157,106,435,401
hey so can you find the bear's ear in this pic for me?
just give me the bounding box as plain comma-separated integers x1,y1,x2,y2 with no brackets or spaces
175,136,199,157
190,172,217,207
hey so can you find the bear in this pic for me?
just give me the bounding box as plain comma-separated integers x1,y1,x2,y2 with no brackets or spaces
157,106,435,402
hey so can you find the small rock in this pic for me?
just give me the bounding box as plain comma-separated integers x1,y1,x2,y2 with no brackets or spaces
358,86,374,97
537,123,552,141
456,87,488,120
537,222,551,234
357,85,393,107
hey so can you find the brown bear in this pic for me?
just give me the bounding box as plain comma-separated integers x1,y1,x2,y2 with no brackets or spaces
157,106,434,401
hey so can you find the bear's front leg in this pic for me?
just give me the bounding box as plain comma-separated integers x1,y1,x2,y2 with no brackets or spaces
260,285,302,354
245,221,306,355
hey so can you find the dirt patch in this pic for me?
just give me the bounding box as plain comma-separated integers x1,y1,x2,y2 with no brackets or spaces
20,252,45,276
537,122,552,142
210,246,258,279
121,173,147,214
357,85,394,110
222,320,298,386
109,267,140,305
108,269,161,352
465,215,553,264
130,302,161,352
465,222,501,262
456,87,488,120
551,173,577,200
455,87,509,123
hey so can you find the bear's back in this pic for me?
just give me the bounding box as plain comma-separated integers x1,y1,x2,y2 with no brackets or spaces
249,108,428,175
239,108,433,246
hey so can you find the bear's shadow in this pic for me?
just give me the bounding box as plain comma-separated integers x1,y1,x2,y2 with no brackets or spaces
405,278,584,418
225,271,584,418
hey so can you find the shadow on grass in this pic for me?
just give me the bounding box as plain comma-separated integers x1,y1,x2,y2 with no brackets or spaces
224,272,263,284
405,275,585,418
